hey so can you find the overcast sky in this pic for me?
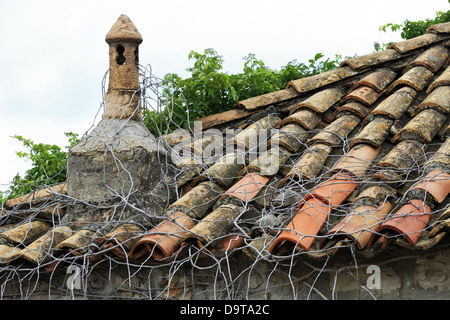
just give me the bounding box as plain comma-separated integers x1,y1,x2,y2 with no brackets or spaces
0,0,448,192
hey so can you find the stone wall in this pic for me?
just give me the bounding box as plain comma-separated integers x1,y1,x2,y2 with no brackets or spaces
2,239,449,300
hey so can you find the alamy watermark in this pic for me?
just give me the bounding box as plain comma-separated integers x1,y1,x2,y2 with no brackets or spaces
366,265,381,290
66,265,82,290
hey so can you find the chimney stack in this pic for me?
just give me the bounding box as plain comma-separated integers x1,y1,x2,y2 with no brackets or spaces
103,14,143,120
65,15,174,225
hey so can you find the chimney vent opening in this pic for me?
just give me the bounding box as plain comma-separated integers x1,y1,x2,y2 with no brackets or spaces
116,45,126,65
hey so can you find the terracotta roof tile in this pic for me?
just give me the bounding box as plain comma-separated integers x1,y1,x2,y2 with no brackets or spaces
350,117,394,147
278,108,321,130
427,21,450,34
389,33,446,54
413,85,450,116
236,87,298,110
341,85,384,106
289,87,347,114
269,123,307,152
322,201,392,249
195,108,258,130
331,101,372,120
340,49,405,70
308,114,360,146
406,45,449,73
370,86,417,119
389,66,434,92
287,66,360,93
349,68,397,92
283,143,332,182
427,64,450,92
392,108,447,143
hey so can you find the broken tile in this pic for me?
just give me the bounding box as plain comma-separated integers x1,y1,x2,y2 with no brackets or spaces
288,67,360,93
205,234,247,258
406,45,448,73
242,234,275,260
98,224,145,259
350,117,394,147
54,229,97,257
370,86,417,119
412,85,450,116
308,114,360,146
392,109,447,143
342,86,384,106
279,108,321,130
349,68,397,92
236,87,299,110
389,33,446,54
129,212,195,260
289,87,347,114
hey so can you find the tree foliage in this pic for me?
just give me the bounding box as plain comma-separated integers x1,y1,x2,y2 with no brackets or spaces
374,8,450,51
144,49,342,135
1,132,79,204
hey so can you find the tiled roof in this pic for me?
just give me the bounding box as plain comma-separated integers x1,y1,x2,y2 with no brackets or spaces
2,21,450,271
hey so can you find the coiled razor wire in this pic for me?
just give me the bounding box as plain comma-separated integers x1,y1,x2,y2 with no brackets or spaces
0,63,448,300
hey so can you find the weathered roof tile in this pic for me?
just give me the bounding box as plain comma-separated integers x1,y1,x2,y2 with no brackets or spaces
389,66,434,92
412,85,450,116
389,33,446,54
236,87,299,110
287,67,360,93
406,45,449,73
341,86,384,106
370,86,417,119
349,68,397,92
279,108,321,130
392,109,446,143
427,64,450,92
289,87,347,114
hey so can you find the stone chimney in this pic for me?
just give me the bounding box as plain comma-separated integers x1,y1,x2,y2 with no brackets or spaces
65,15,174,225
104,14,142,120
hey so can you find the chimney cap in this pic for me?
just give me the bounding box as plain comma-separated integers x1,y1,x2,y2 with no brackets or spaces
105,14,143,44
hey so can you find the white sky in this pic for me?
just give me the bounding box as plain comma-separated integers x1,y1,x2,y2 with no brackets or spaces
0,0,448,192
